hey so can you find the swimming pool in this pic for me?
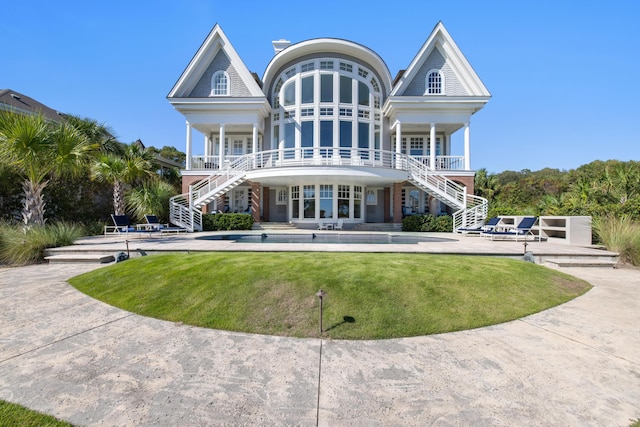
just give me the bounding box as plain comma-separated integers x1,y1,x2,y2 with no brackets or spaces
196,233,454,244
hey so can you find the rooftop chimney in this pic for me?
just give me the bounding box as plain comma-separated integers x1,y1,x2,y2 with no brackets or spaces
272,39,291,55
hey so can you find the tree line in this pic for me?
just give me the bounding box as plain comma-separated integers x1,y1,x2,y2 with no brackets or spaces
475,160,640,221
0,110,184,230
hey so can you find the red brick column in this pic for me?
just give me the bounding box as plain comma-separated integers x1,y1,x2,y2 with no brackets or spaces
393,182,403,223
384,187,391,223
262,187,270,222
251,182,261,223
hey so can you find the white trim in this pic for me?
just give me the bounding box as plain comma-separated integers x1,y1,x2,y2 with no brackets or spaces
390,22,491,98
210,71,230,96
168,24,265,98
425,69,445,95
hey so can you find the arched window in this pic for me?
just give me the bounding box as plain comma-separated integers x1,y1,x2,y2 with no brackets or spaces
211,71,229,96
426,70,444,95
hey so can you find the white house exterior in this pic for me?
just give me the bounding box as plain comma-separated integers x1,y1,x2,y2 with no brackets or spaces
167,22,490,231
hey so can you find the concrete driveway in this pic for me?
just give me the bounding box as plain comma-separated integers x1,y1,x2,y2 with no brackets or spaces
0,263,639,426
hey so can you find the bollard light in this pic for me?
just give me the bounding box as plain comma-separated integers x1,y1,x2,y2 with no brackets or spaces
316,289,326,335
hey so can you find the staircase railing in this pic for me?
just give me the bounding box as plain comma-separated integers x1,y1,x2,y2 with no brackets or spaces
169,147,487,232
191,155,254,207
452,195,488,231
405,156,467,207
169,192,203,232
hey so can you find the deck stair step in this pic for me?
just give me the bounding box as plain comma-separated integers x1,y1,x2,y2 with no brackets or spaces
351,223,402,232
544,258,618,268
253,222,297,230
45,254,115,264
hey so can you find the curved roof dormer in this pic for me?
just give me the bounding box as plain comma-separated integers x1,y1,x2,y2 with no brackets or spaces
262,38,393,98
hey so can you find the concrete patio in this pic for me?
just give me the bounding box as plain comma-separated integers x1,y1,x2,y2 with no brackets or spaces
1,232,638,425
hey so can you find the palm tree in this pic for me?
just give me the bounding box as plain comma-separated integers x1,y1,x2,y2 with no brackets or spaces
126,180,176,222
0,111,94,226
91,142,155,215
65,115,121,154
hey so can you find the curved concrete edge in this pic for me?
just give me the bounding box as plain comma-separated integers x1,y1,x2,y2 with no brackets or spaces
0,263,638,426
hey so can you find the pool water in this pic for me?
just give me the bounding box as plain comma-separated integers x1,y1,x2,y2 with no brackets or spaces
197,233,454,244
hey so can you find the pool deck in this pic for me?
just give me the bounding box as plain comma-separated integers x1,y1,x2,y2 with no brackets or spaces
45,230,619,265
2,231,638,425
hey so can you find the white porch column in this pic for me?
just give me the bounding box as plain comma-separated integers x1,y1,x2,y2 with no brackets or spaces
219,124,226,168
252,124,258,168
464,122,470,170
252,124,258,153
204,134,210,158
185,121,192,170
395,121,402,169
429,123,436,170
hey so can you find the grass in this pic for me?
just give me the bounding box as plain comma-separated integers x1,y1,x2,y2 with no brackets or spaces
0,222,86,266
593,215,640,266
69,252,591,339
0,400,74,427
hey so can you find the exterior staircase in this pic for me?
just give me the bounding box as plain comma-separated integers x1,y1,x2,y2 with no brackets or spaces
404,156,487,231
170,150,488,232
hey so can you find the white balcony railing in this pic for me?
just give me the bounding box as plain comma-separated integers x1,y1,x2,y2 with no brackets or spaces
189,151,466,171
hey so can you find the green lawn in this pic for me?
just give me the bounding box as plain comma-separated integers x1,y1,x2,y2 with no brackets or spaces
0,400,74,427
69,252,591,339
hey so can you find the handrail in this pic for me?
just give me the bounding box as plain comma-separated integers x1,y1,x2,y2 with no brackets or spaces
175,147,486,232
169,193,202,231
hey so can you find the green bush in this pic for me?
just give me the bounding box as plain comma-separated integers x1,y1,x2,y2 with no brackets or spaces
592,215,640,266
0,222,85,265
202,213,254,231
402,214,452,232
433,215,453,232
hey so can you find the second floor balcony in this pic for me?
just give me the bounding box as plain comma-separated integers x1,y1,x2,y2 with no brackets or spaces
187,148,467,172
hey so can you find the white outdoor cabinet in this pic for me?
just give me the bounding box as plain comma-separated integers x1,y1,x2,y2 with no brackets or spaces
538,216,592,245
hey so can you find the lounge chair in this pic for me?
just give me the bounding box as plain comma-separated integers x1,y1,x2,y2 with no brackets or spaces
482,217,538,241
104,214,153,237
143,214,187,234
104,214,134,235
335,219,344,230
317,220,328,230
457,217,501,235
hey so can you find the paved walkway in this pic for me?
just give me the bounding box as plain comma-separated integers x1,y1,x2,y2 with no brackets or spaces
0,247,639,425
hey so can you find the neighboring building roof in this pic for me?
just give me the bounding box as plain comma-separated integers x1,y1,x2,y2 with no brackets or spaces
0,89,66,122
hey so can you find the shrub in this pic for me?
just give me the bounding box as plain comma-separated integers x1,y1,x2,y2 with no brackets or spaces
592,215,640,266
433,215,453,232
0,222,85,265
202,213,254,231
402,214,452,232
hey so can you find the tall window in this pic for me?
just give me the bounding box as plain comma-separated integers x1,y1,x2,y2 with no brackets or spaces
271,58,381,158
338,185,350,218
426,70,443,94
320,185,333,219
291,186,300,219
303,185,315,218
212,71,229,96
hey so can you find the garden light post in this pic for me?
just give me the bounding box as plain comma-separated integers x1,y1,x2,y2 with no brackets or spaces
316,289,326,335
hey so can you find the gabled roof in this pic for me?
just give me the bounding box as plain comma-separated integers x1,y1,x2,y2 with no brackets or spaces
390,22,490,97
0,89,66,122
167,24,265,98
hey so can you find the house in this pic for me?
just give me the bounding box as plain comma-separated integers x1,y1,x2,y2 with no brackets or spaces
167,22,491,231
0,89,66,123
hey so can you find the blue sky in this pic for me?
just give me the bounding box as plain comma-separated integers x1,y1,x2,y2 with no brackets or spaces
3,1,639,173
